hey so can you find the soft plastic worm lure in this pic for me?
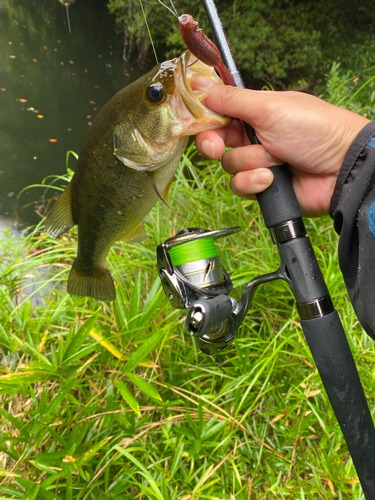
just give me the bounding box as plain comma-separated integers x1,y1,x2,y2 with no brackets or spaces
179,14,234,86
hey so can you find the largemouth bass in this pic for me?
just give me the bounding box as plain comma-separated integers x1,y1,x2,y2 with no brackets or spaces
45,51,230,301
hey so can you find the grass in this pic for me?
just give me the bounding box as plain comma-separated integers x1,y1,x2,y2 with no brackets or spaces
1,68,375,499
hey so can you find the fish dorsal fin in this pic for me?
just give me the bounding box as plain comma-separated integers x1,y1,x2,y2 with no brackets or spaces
120,222,147,244
44,182,76,239
147,172,170,208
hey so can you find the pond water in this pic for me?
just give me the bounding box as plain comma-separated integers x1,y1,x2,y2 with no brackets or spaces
0,0,150,229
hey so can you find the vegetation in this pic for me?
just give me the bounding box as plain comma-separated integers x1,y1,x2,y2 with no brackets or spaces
1,63,375,500
107,0,375,89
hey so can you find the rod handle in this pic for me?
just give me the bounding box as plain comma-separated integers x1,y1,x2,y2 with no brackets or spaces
256,165,302,228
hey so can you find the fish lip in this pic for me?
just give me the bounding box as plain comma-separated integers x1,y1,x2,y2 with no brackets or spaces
174,50,231,132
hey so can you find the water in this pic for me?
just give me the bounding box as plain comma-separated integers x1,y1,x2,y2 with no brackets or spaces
0,0,149,229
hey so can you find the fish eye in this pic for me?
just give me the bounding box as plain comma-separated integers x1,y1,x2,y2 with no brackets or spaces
146,83,165,103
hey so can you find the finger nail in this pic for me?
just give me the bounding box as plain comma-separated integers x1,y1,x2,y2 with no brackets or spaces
251,169,273,186
201,139,216,159
191,73,216,89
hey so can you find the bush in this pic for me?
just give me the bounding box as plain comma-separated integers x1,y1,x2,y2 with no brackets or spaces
107,0,375,89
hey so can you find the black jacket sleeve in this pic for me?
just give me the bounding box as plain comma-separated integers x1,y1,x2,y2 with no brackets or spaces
330,121,375,340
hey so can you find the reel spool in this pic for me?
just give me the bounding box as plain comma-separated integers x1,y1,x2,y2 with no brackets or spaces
169,231,225,289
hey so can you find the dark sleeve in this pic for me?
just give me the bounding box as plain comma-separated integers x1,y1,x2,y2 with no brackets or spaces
330,121,375,340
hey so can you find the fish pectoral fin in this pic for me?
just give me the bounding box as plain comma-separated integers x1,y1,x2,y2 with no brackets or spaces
120,222,147,244
44,182,76,239
147,172,170,208
163,178,174,201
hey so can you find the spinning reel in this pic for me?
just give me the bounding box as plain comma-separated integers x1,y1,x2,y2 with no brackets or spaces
156,226,285,355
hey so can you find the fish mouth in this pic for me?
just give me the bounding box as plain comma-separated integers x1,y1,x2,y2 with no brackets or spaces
114,51,231,174
173,50,231,134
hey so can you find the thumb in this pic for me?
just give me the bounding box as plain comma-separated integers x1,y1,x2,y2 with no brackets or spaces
191,74,267,126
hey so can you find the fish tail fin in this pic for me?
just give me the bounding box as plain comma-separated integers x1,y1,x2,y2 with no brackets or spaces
67,259,116,301
45,183,76,238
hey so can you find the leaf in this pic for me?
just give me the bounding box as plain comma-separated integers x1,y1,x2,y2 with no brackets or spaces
170,442,184,476
136,279,165,327
269,414,285,425
347,478,360,484
15,478,61,500
0,371,47,388
127,373,162,402
128,274,142,324
76,353,100,374
112,286,128,333
64,344,96,364
32,452,66,465
201,419,227,440
63,312,98,363
114,446,164,500
306,389,322,398
326,477,335,495
0,408,29,438
22,483,40,500
141,277,162,313
122,329,164,373
80,437,112,465
90,328,124,360
114,379,140,415
28,460,60,475
46,377,76,415
65,150,78,170
0,485,24,498
10,334,52,365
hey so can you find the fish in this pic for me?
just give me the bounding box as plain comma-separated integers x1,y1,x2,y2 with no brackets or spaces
44,50,230,302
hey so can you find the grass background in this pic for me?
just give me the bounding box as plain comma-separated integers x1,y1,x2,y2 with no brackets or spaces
0,64,375,499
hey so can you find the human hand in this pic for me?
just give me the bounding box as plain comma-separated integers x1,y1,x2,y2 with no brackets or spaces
193,75,370,216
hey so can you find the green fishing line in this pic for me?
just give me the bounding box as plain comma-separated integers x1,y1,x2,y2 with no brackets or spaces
169,237,217,266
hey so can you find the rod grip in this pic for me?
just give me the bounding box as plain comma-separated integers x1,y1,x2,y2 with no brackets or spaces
256,166,302,228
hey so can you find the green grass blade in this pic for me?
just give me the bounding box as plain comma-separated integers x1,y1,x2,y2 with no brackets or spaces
114,446,164,500
114,379,141,415
63,311,98,363
127,373,162,402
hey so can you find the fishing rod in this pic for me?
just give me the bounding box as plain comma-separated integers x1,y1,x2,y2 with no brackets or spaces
155,1,375,497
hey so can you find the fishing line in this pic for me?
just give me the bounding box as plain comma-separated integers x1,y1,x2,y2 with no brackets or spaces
65,3,71,34
157,0,179,18
188,58,199,67
138,0,158,64
169,237,217,266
